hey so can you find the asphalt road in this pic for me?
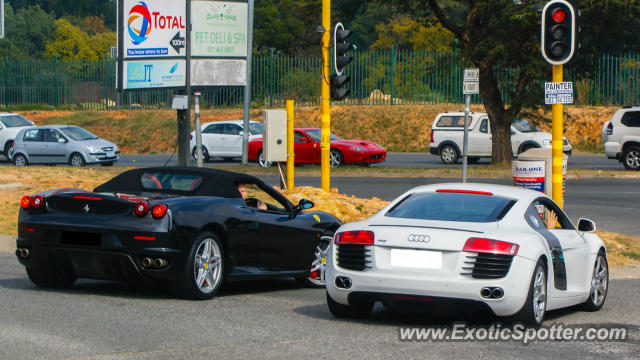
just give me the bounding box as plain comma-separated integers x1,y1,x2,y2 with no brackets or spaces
0,253,637,360
0,152,623,170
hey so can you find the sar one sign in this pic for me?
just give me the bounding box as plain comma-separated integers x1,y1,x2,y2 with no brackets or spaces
123,0,186,58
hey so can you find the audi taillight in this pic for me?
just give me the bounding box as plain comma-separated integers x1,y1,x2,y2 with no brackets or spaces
151,204,167,219
334,231,375,245
20,196,31,209
463,237,519,256
436,189,493,196
134,202,149,217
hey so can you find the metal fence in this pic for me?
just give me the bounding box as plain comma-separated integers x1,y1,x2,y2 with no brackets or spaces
0,50,639,110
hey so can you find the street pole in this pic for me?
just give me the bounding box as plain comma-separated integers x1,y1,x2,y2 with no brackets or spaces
286,99,295,190
552,64,564,209
462,94,470,183
242,0,254,165
194,92,203,167
320,0,331,191
178,0,192,167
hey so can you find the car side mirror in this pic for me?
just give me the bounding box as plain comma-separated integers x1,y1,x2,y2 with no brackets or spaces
577,218,596,232
292,199,314,215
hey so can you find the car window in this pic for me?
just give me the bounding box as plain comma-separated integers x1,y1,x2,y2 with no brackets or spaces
304,129,340,142
224,124,243,135
203,124,224,134
237,183,288,212
0,115,32,128
60,126,98,141
140,172,203,192
44,129,65,143
248,122,263,135
528,198,575,230
621,111,640,127
385,192,516,223
479,119,489,133
294,131,309,143
436,116,465,127
512,119,540,133
23,129,44,142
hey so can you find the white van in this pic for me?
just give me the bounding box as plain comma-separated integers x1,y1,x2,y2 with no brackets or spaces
0,113,35,160
428,112,572,164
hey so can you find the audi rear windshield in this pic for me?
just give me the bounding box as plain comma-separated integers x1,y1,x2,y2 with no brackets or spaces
385,192,516,223
0,115,32,127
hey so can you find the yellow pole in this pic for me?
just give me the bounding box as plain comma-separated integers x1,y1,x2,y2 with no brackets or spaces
552,64,563,209
286,99,295,190
320,0,331,191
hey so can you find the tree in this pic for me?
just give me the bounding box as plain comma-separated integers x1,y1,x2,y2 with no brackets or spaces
45,18,115,61
0,3,56,59
370,16,454,52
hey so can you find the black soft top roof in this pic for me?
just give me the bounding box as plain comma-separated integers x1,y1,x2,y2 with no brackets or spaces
93,167,264,199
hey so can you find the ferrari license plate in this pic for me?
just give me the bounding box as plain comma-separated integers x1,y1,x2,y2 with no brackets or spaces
390,249,442,269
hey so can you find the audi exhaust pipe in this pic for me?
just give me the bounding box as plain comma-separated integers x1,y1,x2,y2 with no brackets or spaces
492,287,504,299
480,287,492,298
480,287,504,299
334,276,352,289
153,258,168,269
142,257,153,268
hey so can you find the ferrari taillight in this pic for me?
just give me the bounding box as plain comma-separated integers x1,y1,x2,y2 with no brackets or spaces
20,196,31,209
463,237,519,256
134,202,149,217
151,204,167,219
31,195,44,209
334,231,375,245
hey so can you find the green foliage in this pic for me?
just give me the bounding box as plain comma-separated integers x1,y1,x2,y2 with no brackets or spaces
45,18,115,61
0,3,56,59
371,17,454,52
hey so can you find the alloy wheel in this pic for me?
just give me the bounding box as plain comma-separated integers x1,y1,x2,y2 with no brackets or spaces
193,238,223,294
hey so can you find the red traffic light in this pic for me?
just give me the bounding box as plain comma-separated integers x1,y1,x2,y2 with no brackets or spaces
552,9,566,23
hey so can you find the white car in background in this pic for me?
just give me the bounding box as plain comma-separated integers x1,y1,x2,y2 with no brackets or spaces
325,183,608,326
429,112,572,164
189,120,263,162
0,112,35,160
601,105,640,170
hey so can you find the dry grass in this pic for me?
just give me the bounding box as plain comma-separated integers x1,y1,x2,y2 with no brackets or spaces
15,104,614,154
1,166,638,267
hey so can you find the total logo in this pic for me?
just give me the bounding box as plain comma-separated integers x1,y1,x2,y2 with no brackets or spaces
128,1,186,45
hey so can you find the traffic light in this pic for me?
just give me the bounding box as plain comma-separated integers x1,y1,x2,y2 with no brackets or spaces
332,22,354,101
541,0,578,65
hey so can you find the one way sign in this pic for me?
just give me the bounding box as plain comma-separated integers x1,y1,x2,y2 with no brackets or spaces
170,32,185,53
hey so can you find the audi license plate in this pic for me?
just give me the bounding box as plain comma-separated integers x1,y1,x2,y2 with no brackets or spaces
390,249,442,269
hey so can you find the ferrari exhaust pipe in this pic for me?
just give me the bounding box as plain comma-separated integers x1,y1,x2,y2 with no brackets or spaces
142,257,153,268
16,248,30,258
492,287,504,299
153,258,168,268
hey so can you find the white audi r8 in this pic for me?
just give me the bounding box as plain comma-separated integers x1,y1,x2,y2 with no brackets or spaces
325,183,609,326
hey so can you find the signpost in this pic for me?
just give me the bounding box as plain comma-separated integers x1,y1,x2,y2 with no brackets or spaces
544,81,573,105
117,0,254,167
462,68,479,183
0,0,4,39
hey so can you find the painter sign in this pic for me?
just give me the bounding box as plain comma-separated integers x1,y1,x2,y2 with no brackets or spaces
123,0,186,58
545,82,573,105
191,1,248,57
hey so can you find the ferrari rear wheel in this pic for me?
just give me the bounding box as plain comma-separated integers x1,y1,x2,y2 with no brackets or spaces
510,259,547,328
170,232,224,300
296,235,332,288
582,250,608,311
26,261,77,288
326,292,374,318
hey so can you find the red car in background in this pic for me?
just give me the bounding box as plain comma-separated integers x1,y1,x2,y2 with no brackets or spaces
248,128,386,167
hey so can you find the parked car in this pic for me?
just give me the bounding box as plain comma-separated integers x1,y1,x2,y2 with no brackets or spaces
189,120,263,162
325,183,607,326
12,125,119,167
429,112,572,164
601,105,640,170
15,167,342,299
248,128,387,167
0,112,35,161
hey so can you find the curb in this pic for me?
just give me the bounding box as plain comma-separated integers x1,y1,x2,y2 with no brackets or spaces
0,234,15,254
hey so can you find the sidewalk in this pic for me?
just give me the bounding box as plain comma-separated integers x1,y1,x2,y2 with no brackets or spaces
0,234,15,254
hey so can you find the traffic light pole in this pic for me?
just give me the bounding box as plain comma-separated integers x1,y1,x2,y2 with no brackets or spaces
320,0,331,191
552,64,564,209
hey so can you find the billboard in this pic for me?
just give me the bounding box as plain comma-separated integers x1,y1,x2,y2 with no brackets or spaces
122,60,186,90
123,0,186,58
191,59,246,86
191,1,248,57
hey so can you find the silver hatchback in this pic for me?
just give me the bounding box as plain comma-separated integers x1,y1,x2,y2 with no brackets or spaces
12,125,119,167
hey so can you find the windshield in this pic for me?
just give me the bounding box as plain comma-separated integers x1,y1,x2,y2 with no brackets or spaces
304,129,341,142
248,122,263,135
0,115,32,128
385,192,516,223
60,126,98,141
512,119,540,133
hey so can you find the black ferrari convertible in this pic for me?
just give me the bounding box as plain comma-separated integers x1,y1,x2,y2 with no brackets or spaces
15,167,342,299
